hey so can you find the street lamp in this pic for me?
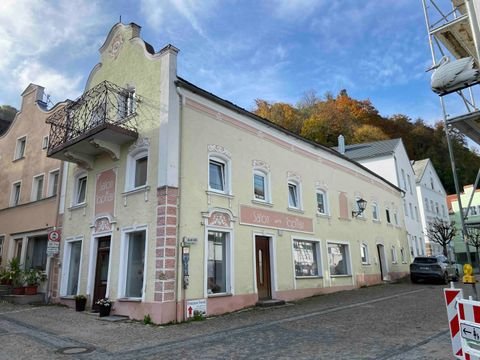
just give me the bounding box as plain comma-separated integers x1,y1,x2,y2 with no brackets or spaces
352,198,367,218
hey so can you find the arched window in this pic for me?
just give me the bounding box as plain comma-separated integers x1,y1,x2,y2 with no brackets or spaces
126,148,148,191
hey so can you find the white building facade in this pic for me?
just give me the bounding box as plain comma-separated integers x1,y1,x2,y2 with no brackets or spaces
412,159,450,257
339,139,425,258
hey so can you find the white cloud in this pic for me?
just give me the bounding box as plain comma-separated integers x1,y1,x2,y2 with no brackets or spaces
13,61,83,103
0,0,107,105
140,0,217,40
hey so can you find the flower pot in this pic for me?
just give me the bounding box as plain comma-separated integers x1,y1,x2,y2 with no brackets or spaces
12,286,25,295
75,298,87,312
99,306,111,317
24,285,37,295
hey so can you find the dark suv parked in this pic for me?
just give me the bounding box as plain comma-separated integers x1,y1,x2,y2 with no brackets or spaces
410,255,459,284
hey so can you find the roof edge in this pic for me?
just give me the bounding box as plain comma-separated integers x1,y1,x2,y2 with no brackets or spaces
175,77,403,194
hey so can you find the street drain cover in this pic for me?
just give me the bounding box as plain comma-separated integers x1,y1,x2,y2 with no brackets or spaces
56,346,95,355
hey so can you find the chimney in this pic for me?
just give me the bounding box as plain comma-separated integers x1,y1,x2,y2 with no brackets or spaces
338,135,345,154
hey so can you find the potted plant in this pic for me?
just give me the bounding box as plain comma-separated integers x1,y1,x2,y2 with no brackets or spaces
95,298,113,317
0,267,11,285
24,268,47,295
74,295,87,311
8,258,25,295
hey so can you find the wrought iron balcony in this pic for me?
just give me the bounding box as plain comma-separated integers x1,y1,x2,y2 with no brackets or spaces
46,80,139,168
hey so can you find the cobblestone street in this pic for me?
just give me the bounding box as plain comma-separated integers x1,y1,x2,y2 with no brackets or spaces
0,281,466,359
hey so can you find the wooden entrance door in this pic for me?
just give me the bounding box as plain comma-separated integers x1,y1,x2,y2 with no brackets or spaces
93,236,110,310
255,236,272,300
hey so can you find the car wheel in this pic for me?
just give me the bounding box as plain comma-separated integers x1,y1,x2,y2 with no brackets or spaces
410,275,417,284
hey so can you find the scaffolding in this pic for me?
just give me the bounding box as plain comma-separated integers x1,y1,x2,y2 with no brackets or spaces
422,0,480,265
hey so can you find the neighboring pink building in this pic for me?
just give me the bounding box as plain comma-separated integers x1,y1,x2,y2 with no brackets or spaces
0,84,65,297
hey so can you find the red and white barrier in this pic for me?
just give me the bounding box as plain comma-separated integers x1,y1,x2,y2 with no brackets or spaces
458,296,480,360
445,286,464,359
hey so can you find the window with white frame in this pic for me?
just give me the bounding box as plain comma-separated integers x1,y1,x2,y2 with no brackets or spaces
394,211,398,225
73,173,87,205
207,231,230,294
288,181,301,209
372,202,379,221
14,136,26,160
47,170,60,197
400,247,406,263
391,246,398,263
361,243,369,264
209,157,229,193
65,240,82,296
328,243,350,276
253,170,269,202
32,175,44,201
407,174,412,194
293,239,320,277
118,88,136,119
13,238,22,262
25,236,47,270
401,169,406,190
42,136,49,150
316,189,328,215
385,208,391,224
11,182,21,206
122,230,146,298
125,147,149,191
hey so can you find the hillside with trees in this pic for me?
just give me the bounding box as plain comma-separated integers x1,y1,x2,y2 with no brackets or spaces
253,90,480,194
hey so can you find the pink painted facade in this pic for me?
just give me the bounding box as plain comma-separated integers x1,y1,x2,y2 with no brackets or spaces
0,84,64,299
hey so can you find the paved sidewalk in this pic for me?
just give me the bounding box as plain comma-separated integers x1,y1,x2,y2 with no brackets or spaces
0,282,462,359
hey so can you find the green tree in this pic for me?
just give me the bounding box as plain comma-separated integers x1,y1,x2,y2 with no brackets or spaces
0,105,17,122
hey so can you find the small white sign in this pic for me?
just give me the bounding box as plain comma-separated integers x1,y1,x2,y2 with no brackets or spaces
186,299,206,318
461,323,480,342
46,240,60,256
183,237,198,245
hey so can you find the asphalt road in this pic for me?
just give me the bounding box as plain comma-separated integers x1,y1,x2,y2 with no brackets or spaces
0,281,468,359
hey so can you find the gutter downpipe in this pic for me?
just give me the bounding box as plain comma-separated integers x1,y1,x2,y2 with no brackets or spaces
175,85,185,323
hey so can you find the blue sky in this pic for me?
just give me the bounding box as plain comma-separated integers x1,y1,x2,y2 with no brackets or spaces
0,0,443,124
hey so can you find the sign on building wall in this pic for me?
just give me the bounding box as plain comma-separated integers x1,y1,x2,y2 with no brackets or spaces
186,299,207,319
47,230,61,256
95,169,116,217
239,205,314,233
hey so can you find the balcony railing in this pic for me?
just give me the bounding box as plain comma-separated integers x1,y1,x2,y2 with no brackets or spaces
46,80,140,157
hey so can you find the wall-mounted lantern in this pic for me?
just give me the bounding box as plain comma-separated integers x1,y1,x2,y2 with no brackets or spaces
352,198,367,218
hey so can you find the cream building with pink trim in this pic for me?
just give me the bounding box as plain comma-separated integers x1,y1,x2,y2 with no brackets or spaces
48,23,410,324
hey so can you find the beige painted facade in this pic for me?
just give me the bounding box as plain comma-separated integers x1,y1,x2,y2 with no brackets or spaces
50,23,410,324
176,87,410,317
0,84,64,294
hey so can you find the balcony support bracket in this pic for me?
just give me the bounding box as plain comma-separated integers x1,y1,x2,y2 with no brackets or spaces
63,151,94,170
89,138,120,161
